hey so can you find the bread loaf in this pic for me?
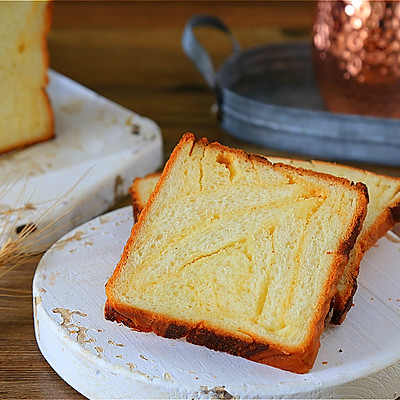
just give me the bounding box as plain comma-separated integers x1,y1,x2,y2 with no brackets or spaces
129,172,161,221
0,1,54,154
106,133,368,373
130,158,400,325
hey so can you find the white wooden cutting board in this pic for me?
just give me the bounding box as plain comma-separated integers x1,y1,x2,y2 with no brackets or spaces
33,207,400,399
0,71,162,250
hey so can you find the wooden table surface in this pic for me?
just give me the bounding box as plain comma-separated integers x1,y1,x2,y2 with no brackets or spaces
1,2,399,399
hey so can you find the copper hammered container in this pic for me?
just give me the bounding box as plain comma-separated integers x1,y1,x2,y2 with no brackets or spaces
313,0,400,118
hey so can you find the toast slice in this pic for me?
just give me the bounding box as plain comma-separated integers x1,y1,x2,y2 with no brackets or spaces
0,1,54,154
106,133,368,373
130,159,400,324
129,172,161,221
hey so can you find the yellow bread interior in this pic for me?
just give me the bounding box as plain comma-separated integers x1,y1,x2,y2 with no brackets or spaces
0,1,53,154
267,158,400,248
107,134,367,352
267,157,400,322
130,158,400,324
134,175,160,207
130,173,162,219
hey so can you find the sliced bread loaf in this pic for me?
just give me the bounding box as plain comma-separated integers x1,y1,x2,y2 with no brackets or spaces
0,1,54,154
106,133,368,373
129,172,162,220
130,159,400,325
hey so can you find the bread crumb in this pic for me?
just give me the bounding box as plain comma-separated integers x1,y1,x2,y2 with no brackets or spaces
322,361,328,364
163,372,174,382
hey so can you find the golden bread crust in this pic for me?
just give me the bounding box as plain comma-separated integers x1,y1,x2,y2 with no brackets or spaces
41,1,55,141
105,301,318,374
330,206,397,324
129,172,162,220
106,133,368,373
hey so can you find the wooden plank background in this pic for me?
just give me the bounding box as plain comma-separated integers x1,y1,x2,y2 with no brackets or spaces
48,1,314,160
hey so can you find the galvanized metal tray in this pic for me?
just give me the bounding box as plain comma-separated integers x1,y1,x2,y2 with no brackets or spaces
182,15,400,166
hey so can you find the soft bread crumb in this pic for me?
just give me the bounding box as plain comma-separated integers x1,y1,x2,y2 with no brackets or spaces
130,156,400,325
106,133,368,373
0,1,54,154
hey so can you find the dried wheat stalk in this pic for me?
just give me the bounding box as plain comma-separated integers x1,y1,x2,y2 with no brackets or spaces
0,168,93,285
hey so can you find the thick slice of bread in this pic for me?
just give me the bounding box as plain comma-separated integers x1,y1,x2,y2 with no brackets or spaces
106,133,368,373
129,172,162,220
130,159,400,325
0,1,54,154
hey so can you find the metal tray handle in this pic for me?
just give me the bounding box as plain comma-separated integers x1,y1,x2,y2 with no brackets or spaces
182,14,241,90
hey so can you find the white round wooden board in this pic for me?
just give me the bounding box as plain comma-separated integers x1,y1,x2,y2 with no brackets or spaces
0,71,163,251
33,207,400,399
